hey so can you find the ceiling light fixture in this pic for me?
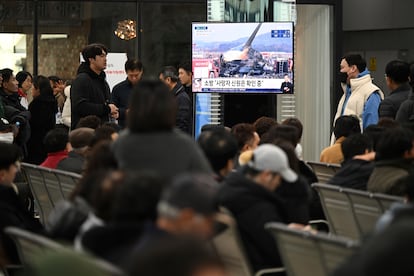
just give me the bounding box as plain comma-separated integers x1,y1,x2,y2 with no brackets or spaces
114,19,137,40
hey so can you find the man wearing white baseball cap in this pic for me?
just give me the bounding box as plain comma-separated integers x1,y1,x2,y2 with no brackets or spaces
218,143,298,273
247,143,298,185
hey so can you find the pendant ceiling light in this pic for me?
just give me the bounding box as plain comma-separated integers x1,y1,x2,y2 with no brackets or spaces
114,19,137,40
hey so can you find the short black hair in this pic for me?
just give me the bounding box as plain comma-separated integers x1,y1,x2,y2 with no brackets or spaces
231,123,256,151
81,43,108,64
111,171,163,222
178,61,192,73
48,75,62,83
342,54,367,73
76,115,102,129
333,115,361,139
90,125,117,147
197,129,238,173
0,142,22,170
260,124,299,147
159,173,218,216
83,141,118,176
253,116,278,137
385,60,410,84
160,66,179,82
282,117,303,141
363,125,384,151
376,127,414,160
341,133,373,161
43,128,69,153
0,68,13,83
125,59,143,72
128,80,176,133
16,71,33,88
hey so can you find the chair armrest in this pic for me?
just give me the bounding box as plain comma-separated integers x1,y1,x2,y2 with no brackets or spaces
309,219,330,231
255,267,286,276
3,264,24,276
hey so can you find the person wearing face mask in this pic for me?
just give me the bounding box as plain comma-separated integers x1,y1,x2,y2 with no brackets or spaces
333,54,384,144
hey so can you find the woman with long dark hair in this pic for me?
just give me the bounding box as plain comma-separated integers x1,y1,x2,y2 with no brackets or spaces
26,75,58,164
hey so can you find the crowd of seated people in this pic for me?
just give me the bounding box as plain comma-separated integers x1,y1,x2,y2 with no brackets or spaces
0,77,321,275
2,60,414,276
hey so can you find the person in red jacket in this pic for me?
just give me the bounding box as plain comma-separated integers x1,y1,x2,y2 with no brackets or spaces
40,128,70,169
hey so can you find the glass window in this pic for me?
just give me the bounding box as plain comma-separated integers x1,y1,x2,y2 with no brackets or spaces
141,2,206,75
0,1,206,81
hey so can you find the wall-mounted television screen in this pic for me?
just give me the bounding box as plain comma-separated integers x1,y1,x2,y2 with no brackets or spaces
192,22,294,94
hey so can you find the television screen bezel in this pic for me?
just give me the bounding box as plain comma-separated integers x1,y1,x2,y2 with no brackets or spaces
191,21,294,94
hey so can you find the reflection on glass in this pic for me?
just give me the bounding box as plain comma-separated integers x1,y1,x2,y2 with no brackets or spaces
225,0,269,22
273,0,296,23
0,1,206,79
140,2,206,76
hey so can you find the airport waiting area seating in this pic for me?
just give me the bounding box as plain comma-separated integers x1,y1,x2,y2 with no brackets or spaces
312,183,404,240
306,161,341,184
20,163,81,226
4,226,125,276
211,208,285,276
265,222,359,276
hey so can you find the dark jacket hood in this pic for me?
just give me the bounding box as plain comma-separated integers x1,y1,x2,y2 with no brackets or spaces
76,62,106,79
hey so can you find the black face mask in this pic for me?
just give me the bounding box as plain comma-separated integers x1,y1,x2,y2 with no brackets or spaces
339,72,348,84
